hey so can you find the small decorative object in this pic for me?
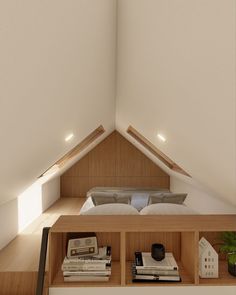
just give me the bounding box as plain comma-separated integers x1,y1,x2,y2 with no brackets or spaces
67,233,98,258
151,243,165,261
219,231,236,277
199,237,218,278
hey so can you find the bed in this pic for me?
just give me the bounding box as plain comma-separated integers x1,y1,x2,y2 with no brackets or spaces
79,187,197,215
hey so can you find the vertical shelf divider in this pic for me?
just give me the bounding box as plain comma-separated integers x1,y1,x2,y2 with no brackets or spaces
194,231,200,285
120,231,126,286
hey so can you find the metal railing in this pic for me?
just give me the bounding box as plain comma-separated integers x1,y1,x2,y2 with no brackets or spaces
36,227,50,295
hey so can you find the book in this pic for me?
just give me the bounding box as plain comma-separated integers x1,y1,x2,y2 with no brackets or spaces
89,246,111,260
62,258,107,271
135,252,178,271
132,274,181,282
62,246,112,271
136,268,179,276
131,262,181,282
63,268,111,276
64,275,109,282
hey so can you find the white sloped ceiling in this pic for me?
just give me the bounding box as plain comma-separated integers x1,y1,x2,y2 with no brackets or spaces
0,0,235,208
116,0,236,205
0,0,116,205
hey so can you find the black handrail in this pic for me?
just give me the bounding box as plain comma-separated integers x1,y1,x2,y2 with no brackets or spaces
36,227,50,295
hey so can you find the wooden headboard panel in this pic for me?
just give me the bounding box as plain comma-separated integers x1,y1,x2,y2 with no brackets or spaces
60,131,170,197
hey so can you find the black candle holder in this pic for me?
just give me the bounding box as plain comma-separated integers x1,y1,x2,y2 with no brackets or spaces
151,243,165,261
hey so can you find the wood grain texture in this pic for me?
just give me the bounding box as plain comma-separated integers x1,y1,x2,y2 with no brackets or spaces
120,232,126,286
49,214,236,287
61,131,170,197
0,198,85,294
126,232,180,261
181,232,196,284
0,272,49,295
50,215,236,233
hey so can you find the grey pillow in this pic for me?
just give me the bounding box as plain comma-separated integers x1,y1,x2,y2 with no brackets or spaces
91,193,131,206
148,193,164,205
162,193,187,204
91,195,116,206
90,192,116,198
115,193,132,205
148,193,187,205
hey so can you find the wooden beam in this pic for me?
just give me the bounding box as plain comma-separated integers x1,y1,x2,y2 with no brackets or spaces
127,125,191,177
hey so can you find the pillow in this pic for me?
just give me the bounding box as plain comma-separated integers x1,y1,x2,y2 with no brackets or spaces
91,195,116,206
140,203,197,215
148,193,187,205
115,193,132,205
162,193,187,204
148,193,163,204
79,197,94,214
91,192,131,206
81,203,139,215
90,192,116,206
90,192,116,198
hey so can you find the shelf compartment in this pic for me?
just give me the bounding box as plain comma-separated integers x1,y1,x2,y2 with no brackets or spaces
199,231,236,285
199,261,236,285
125,231,196,285
125,232,181,261
125,261,195,286
49,231,121,286
51,261,121,287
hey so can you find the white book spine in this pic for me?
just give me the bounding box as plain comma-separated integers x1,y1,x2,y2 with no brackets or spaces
63,270,111,276
136,265,177,271
64,276,109,282
62,264,106,271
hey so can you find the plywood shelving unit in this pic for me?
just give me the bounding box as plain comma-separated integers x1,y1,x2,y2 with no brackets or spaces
49,215,236,288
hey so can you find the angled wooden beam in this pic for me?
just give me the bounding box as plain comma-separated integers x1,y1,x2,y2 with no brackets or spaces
38,125,105,178
127,125,191,177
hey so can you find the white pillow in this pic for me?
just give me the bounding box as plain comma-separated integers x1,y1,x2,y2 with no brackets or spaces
80,203,139,215
79,197,94,214
140,203,198,215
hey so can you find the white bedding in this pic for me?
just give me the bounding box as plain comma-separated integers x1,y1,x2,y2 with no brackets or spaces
80,203,139,215
140,203,198,215
79,187,197,215
79,196,197,215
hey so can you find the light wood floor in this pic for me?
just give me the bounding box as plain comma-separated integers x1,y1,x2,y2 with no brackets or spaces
0,197,85,271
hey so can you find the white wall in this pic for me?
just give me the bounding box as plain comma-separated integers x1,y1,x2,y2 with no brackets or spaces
119,128,236,214
171,176,236,214
116,0,236,206
41,176,60,211
0,0,116,206
0,199,18,250
0,176,60,250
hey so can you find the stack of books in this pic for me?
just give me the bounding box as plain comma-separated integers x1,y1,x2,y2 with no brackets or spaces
132,252,181,282
62,246,112,282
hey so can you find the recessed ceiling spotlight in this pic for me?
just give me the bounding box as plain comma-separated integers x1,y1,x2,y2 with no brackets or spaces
65,133,74,142
157,133,166,142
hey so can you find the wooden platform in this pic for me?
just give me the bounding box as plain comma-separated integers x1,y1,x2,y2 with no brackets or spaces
0,198,85,295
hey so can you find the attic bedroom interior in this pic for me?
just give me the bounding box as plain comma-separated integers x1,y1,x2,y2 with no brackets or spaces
0,1,236,295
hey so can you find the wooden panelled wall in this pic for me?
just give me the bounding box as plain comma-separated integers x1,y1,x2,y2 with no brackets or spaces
60,131,170,197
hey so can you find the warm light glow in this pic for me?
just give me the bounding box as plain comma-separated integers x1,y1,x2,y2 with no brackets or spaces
65,133,74,142
17,183,42,232
157,133,166,142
